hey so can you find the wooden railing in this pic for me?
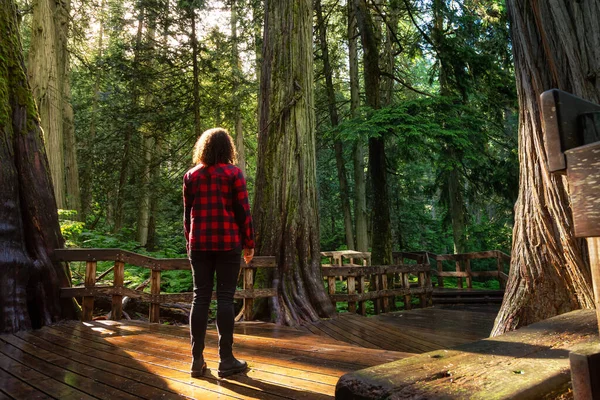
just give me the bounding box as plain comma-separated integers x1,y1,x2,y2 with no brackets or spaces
53,249,276,322
393,250,511,289
55,248,435,322
321,264,433,315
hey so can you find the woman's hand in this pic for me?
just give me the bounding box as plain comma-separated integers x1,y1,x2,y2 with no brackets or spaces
243,248,254,264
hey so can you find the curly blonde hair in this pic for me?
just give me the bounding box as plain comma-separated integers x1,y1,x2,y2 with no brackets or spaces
192,128,238,166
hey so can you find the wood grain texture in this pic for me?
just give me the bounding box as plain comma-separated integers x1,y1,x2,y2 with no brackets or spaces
565,142,600,237
337,309,599,399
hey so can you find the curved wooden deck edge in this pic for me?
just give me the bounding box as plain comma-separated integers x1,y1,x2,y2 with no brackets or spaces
335,309,599,400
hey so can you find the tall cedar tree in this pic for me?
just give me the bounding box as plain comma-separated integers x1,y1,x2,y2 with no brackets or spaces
353,0,393,264
253,0,335,325
492,0,597,335
0,0,76,333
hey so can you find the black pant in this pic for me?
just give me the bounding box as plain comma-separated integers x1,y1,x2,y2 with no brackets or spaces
189,249,241,361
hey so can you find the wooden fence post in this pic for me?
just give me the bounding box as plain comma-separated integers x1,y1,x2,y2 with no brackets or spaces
455,256,463,289
243,266,254,321
111,260,124,320
347,276,356,313
465,258,472,289
149,269,161,323
358,275,366,315
496,252,505,290
82,261,97,321
381,274,389,313
402,273,411,310
437,258,444,288
328,276,336,309
418,271,426,307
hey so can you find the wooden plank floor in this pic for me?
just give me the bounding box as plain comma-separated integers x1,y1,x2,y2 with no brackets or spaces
305,305,499,353
0,319,410,400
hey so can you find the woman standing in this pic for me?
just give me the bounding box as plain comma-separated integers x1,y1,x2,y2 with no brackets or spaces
183,128,254,378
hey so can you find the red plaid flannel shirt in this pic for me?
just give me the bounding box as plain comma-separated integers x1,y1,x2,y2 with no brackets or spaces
183,163,254,252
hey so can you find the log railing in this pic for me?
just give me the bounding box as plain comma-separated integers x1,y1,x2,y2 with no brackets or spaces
393,250,511,289
55,248,435,322
53,249,276,323
321,264,433,315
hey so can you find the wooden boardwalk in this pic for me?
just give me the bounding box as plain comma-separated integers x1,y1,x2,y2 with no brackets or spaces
305,304,499,353
0,319,410,400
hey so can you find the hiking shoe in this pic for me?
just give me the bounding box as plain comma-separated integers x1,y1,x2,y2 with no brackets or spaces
218,358,248,378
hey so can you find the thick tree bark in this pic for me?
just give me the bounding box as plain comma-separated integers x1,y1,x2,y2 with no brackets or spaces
0,0,76,333
81,0,106,221
59,0,80,215
231,0,246,175
380,0,399,106
316,0,354,250
354,0,392,264
28,0,68,209
254,0,335,325
348,1,368,252
492,0,598,335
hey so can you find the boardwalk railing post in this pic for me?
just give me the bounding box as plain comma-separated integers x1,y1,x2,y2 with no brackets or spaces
149,268,161,323
328,276,336,308
436,257,444,288
418,271,426,307
111,260,124,320
455,256,463,289
402,272,411,310
381,273,389,313
243,264,254,320
358,275,366,315
465,258,472,289
347,276,356,313
82,260,97,321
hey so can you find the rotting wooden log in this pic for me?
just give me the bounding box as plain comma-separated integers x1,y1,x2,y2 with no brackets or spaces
335,310,599,400
82,261,97,321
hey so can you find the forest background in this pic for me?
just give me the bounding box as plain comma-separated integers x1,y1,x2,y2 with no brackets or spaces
17,0,518,297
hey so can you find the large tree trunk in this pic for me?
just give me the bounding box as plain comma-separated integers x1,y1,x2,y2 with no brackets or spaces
59,0,80,216
136,18,157,246
348,1,368,252
231,0,246,175
81,0,106,221
0,0,76,333
28,0,68,209
316,0,354,250
354,0,392,264
492,0,597,335
254,0,335,325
